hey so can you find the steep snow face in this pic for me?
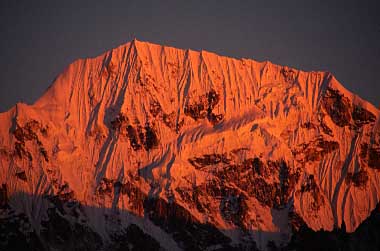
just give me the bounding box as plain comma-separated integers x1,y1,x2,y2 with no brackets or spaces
0,39,379,250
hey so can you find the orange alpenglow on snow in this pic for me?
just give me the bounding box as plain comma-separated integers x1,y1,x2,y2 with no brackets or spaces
0,39,379,250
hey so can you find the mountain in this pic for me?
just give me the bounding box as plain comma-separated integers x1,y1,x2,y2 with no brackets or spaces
0,39,379,251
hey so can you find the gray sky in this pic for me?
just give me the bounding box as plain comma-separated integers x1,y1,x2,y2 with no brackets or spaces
0,0,379,112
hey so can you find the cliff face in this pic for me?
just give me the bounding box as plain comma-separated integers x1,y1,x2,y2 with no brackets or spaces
0,39,379,250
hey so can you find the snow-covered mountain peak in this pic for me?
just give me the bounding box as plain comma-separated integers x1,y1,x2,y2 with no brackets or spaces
1,40,379,250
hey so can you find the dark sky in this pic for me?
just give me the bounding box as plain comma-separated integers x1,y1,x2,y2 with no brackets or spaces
1,0,379,112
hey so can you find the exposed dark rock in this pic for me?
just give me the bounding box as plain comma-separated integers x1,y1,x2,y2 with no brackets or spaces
97,178,114,196
248,177,280,208
207,89,220,109
13,121,37,142
184,101,207,121
13,120,47,142
56,183,75,202
111,113,142,150
322,88,352,127
48,182,77,215
149,100,163,118
300,175,317,193
190,153,300,209
243,157,266,176
110,113,129,132
352,105,376,126
288,211,307,233
224,160,296,209
220,193,249,229
280,68,296,83
230,147,250,154
368,147,380,169
279,162,301,207
162,112,177,130
126,125,142,150
358,142,380,170
188,153,231,169
0,184,7,208
301,122,317,129
39,146,49,161
184,89,224,125
150,100,182,133
110,114,159,151
301,175,324,210
242,159,298,208
318,115,334,136
137,124,145,145
12,120,48,161
14,141,32,161
293,137,339,162
175,182,208,214
15,171,27,182
143,123,159,150
0,148,10,160
117,181,146,214
208,112,224,125
176,118,184,133
202,178,263,236
346,169,368,188
13,126,32,142
204,178,224,198
360,143,368,159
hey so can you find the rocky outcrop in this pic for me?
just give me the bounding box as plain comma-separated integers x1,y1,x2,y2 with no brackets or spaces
111,113,159,151
368,147,380,169
346,169,369,188
322,88,352,127
12,120,48,161
15,171,27,182
352,105,376,126
292,137,339,163
184,89,224,125
300,175,325,211
150,100,184,133
0,184,7,208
